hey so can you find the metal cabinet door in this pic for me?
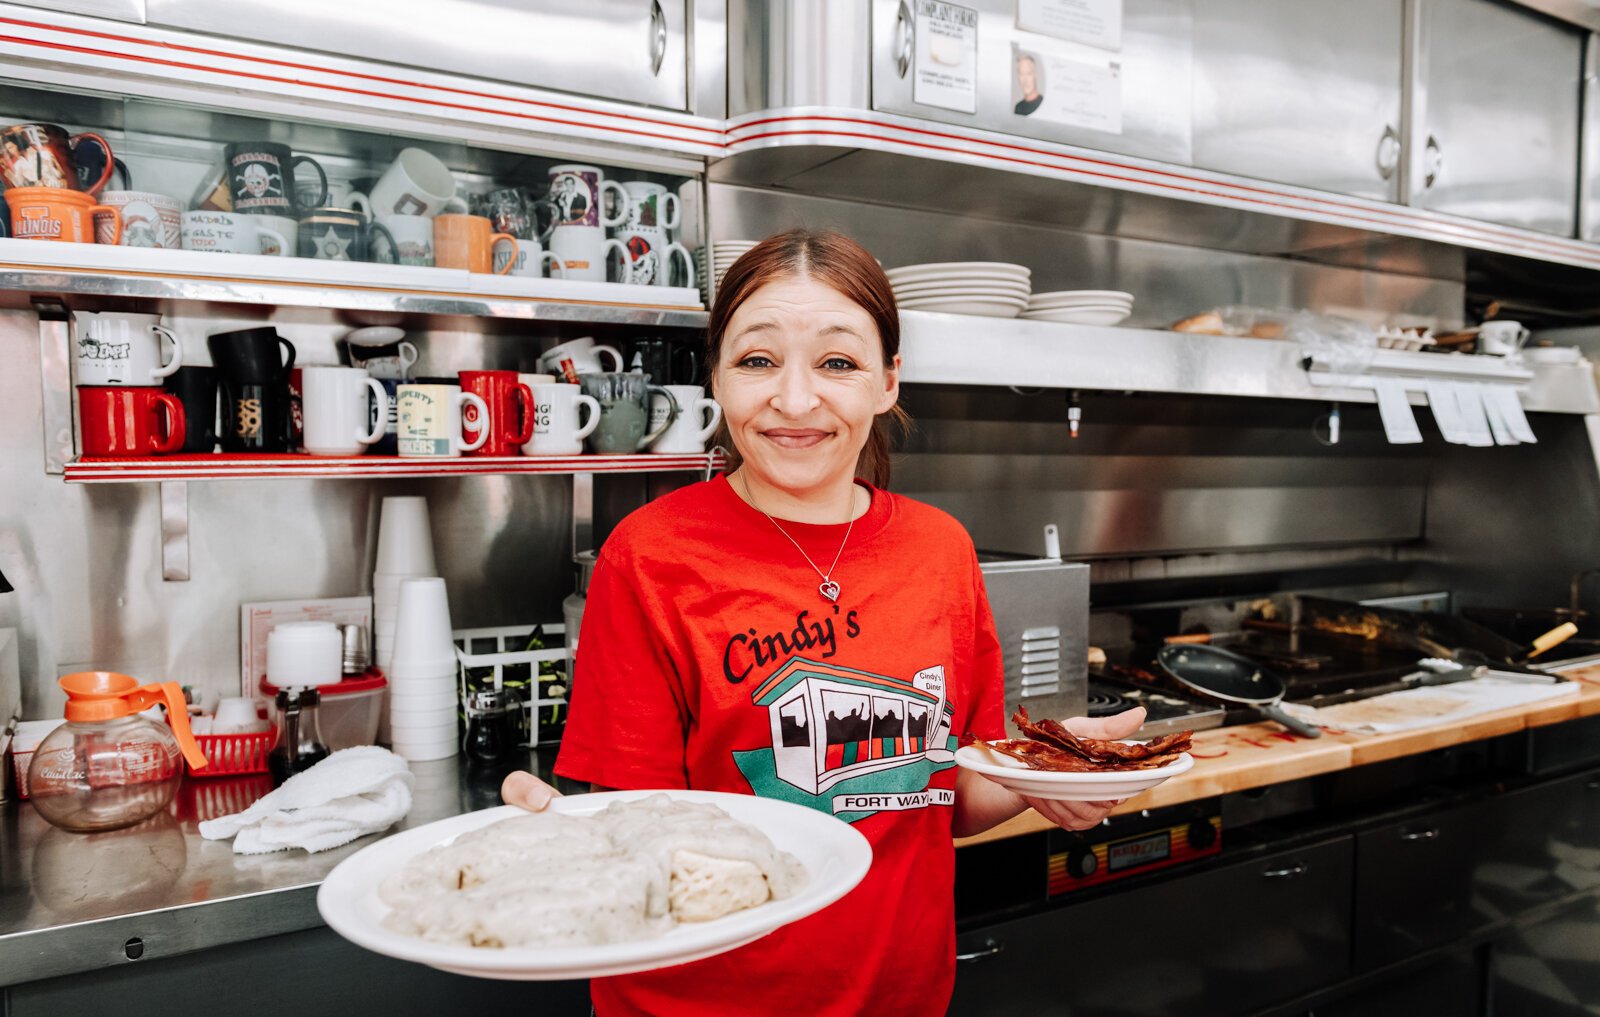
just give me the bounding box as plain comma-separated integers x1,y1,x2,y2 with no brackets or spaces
145,0,689,111
870,0,1193,165
949,836,1353,1017
1412,0,1583,235
1191,0,1404,201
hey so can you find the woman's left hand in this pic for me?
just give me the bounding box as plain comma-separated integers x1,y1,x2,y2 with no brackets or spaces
1021,707,1147,832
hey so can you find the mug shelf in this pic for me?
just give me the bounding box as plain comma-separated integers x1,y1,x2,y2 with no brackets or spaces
62,451,728,484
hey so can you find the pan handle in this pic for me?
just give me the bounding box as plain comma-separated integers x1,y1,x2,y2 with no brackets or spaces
1261,702,1323,739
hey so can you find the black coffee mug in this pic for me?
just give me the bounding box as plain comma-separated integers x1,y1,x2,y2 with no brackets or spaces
164,366,220,454
76,152,131,193
207,327,296,383
224,141,329,215
219,379,294,452
630,337,703,386
297,207,397,263
368,377,401,455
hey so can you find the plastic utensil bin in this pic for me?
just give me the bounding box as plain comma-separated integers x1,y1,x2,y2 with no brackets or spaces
260,669,387,751
188,727,276,777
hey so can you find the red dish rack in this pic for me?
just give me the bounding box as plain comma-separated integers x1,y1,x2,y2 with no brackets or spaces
187,727,276,778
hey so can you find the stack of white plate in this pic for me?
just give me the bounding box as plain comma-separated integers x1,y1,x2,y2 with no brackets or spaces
888,262,1031,318
705,240,759,285
1021,290,1134,326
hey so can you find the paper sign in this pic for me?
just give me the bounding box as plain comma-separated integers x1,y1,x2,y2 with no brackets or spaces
1484,385,1538,443
1017,0,1123,51
1424,378,1469,444
914,1,979,114
241,596,373,696
1010,42,1122,133
1372,378,1423,444
1477,383,1518,446
1452,383,1495,447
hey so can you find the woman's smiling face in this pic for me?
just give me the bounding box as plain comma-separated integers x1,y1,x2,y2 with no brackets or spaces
712,274,900,499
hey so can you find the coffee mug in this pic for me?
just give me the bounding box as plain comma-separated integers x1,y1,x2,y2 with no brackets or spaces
252,214,299,257
549,228,629,283
649,385,722,454
547,164,627,230
376,214,435,266
298,207,396,262
1,123,114,193
539,337,624,385
300,366,388,456
191,165,233,212
368,377,401,455
345,338,418,381
165,366,220,454
459,370,534,456
617,230,695,288
434,214,516,274
182,210,286,255
207,327,296,383
616,181,681,233
482,186,556,244
396,381,489,457
580,372,678,453
1479,320,1531,357
7,187,118,243
224,141,329,215
94,190,181,248
348,148,462,218
73,311,182,387
217,379,294,452
492,235,564,278
521,380,600,456
78,386,186,457
629,337,703,386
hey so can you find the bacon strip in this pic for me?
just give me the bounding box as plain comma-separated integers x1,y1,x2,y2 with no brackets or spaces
971,707,1193,773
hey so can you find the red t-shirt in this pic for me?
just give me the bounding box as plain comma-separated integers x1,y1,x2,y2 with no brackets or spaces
555,475,1006,1017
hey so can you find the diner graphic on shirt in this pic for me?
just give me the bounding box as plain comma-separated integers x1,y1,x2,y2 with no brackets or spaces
734,657,959,823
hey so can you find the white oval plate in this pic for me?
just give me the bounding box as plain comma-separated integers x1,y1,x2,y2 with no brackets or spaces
897,300,1025,317
317,790,871,981
896,290,1032,303
893,282,1034,297
1028,289,1134,303
887,263,1031,283
1027,297,1135,310
955,743,1193,801
1021,309,1132,326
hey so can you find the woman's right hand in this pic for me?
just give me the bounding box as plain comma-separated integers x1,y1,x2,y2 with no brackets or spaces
502,770,562,812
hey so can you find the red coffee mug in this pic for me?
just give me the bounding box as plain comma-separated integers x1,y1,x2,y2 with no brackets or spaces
79,386,187,457
459,370,534,456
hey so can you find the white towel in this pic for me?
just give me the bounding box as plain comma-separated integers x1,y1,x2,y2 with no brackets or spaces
199,746,414,854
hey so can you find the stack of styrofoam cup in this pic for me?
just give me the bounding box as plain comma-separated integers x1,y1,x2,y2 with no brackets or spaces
388,576,459,762
374,496,437,673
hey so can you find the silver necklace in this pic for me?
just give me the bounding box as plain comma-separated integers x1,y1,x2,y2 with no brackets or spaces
738,475,856,603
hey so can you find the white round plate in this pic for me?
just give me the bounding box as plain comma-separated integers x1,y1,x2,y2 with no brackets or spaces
894,281,1033,297
1027,289,1133,303
896,289,1032,303
955,743,1193,801
317,790,871,981
1021,309,1132,326
887,263,1030,284
1028,297,1134,311
900,297,1029,312
898,300,1024,317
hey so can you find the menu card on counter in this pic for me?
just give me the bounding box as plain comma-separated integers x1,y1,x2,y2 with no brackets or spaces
914,1,979,113
241,596,372,695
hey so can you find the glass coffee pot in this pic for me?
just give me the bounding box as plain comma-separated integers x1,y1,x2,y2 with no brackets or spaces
27,672,206,833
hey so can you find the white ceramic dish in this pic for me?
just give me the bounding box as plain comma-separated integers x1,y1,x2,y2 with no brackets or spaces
317,790,872,981
886,261,1030,276
897,299,1025,318
887,265,1030,285
896,289,1032,303
1021,309,1132,326
1028,296,1134,310
893,282,1033,297
1027,289,1133,303
1523,346,1583,364
955,743,1193,801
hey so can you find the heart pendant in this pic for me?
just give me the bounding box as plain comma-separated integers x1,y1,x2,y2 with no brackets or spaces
819,580,841,603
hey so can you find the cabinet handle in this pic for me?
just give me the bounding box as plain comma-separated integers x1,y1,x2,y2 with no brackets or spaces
1423,134,1443,189
648,0,668,76
1262,861,1308,880
894,0,915,79
1399,826,1440,842
1375,124,1401,181
956,938,1006,963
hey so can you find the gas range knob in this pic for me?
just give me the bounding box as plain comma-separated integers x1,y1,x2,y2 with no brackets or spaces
1187,818,1217,850
1067,846,1099,879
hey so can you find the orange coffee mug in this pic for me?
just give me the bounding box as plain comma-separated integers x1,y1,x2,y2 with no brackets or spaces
434,214,515,274
7,186,119,244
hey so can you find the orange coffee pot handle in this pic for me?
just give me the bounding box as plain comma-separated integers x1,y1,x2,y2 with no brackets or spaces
125,681,209,770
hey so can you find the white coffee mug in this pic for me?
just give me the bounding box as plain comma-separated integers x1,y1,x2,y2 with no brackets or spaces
617,229,695,288
547,164,627,230
616,181,681,233
73,311,183,387
95,190,182,248
493,235,565,278
396,382,489,457
649,385,722,454
348,147,464,218
538,337,624,385
1479,320,1531,357
378,213,435,266
550,227,629,283
181,210,286,255
301,366,388,456
522,381,601,456
252,214,299,257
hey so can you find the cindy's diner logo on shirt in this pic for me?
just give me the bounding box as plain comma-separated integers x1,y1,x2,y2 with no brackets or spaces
721,606,860,684
733,656,958,824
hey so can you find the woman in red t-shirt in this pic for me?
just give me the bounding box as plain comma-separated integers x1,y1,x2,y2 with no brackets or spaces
503,229,1145,1016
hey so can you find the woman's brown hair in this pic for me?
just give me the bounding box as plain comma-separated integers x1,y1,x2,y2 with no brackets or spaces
706,228,911,488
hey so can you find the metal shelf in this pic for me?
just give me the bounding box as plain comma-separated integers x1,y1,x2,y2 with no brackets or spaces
63,451,727,484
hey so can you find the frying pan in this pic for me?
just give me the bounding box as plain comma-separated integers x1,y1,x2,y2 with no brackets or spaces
1156,644,1323,739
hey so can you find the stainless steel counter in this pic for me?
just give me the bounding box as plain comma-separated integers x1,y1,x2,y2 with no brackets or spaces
0,751,558,988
